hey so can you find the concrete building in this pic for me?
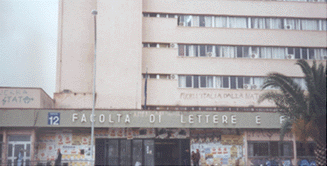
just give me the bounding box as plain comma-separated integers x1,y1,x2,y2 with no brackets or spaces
0,0,327,166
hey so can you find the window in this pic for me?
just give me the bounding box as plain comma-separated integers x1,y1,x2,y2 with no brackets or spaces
159,43,169,48
200,45,206,57
309,48,315,60
223,76,229,88
149,43,157,48
193,76,199,88
248,141,293,158
320,20,327,31
178,45,184,56
186,76,192,87
249,142,269,157
179,75,307,90
200,76,207,88
230,77,237,89
237,77,244,89
149,13,157,17
168,14,175,18
143,13,326,31
149,74,157,79
215,16,227,28
301,19,318,31
296,142,316,157
205,16,212,27
159,75,169,79
178,45,326,60
192,16,199,27
184,15,192,26
178,76,186,88
199,16,205,27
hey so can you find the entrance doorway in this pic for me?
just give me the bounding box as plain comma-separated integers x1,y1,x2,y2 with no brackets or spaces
154,139,190,166
95,139,190,166
7,135,31,166
95,139,154,166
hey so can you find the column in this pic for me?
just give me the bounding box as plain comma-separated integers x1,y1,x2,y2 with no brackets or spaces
292,133,297,166
30,129,36,166
244,130,248,166
1,130,7,166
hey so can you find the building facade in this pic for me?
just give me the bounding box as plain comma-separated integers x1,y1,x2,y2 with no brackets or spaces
0,0,327,166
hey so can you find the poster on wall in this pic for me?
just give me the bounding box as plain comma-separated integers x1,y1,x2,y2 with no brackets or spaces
132,128,155,138
190,135,245,166
72,133,91,146
63,133,72,145
156,128,189,139
39,134,56,143
95,129,109,138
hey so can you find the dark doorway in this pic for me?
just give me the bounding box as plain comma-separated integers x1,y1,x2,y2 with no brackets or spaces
154,139,190,166
95,139,154,166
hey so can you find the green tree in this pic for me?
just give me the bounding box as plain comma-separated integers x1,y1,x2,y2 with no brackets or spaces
258,60,326,166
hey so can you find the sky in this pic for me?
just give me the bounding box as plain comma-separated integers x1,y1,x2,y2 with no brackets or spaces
0,0,58,98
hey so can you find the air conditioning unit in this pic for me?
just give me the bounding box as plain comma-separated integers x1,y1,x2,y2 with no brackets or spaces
285,25,292,30
251,85,257,90
207,52,213,57
243,84,250,89
170,43,178,48
170,74,178,80
322,56,327,60
287,54,294,59
251,53,258,58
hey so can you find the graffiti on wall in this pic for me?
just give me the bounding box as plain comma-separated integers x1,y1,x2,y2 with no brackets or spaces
0,89,34,105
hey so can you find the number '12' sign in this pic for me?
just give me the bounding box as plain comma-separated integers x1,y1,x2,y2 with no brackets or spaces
48,112,60,125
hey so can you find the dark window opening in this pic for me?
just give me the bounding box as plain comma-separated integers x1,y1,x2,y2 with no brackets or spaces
186,76,192,88
193,76,199,88
223,76,229,88
230,77,237,89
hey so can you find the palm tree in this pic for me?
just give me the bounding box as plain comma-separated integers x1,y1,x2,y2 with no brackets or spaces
258,60,326,166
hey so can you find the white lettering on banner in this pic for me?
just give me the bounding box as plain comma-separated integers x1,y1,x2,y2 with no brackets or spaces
117,114,122,122
205,115,210,123
81,114,87,123
197,115,202,123
125,114,130,123
99,114,105,123
109,114,114,123
213,115,218,123
189,115,194,123
68,112,284,126
90,114,96,122
231,115,237,124
72,113,78,122
280,116,285,124
222,115,228,124
256,115,261,124
181,115,186,123
150,114,155,123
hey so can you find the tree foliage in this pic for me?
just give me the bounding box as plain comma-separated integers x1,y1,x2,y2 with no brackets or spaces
258,60,326,145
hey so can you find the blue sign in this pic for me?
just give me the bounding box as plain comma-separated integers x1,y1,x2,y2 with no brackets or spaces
48,112,60,125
